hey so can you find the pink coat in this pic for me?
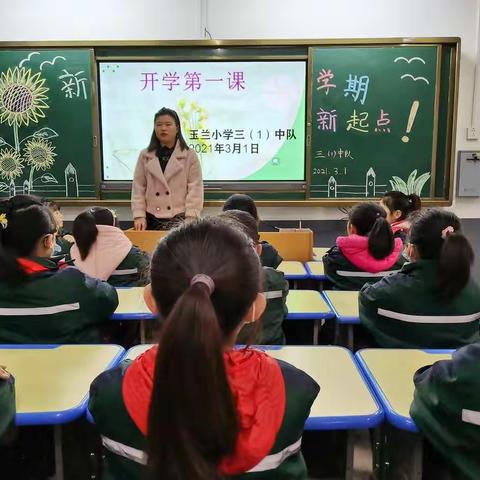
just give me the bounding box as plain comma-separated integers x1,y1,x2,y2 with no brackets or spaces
131,142,204,219
337,234,404,273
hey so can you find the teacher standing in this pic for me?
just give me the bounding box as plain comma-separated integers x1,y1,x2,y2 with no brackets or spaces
131,107,204,230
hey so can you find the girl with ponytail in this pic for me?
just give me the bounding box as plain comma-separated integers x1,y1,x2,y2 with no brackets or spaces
360,208,480,348
381,191,422,242
323,202,405,290
71,207,150,287
0,196,118,344
89,217,319,480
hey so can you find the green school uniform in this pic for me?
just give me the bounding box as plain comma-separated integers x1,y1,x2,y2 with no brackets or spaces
322,243,405,291
260,242,283,269
359,260,480,348
411,342,480,479
107,247,150,287
0,257,118,344
0,376,15,441
237,267,288,345
89,348,319,480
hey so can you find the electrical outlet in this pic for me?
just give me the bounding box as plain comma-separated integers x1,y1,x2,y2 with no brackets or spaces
467,127,479,140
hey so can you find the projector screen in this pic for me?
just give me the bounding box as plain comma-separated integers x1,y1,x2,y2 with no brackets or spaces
99,61,306,182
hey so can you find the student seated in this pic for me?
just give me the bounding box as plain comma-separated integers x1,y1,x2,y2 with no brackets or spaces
380,191,421,242
360,209,480,348
71,207,150,287
323,203,404,290
0,197,118,344
89,217,319,480
223,193,283,268
220,209,288,345
0,367,14,441
42,199,74,256
411,342,480,479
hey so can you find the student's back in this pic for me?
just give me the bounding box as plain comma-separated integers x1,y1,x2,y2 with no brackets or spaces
360,209,480,348
323,202,404,290
222,193,283,268
0,197,118,344
89,218,318,480
71,207,150,287
411,342,480,479
219,210,288,345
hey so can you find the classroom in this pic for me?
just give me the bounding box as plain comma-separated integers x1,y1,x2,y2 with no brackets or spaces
0,1,479,479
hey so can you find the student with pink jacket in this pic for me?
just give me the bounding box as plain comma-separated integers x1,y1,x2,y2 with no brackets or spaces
131,108,204,231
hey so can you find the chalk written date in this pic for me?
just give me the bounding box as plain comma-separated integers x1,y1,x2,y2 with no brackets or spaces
313,167,348,176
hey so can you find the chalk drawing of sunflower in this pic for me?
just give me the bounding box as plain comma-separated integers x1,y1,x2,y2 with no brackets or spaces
24,138,56,171
0,67,49,127
0,148,24,181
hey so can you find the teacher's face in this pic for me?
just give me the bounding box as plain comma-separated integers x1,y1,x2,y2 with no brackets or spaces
155,114,178,147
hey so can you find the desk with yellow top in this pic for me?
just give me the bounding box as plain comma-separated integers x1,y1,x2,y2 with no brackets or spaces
113,288,335,344
355,349,454,480
0,344,124,480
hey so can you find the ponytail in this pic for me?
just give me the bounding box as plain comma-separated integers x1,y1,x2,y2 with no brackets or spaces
367,216,395,259
407,194,422,213
438,233,474,301
383,191,422,221
147,282,238,480
349,202,395,260
72,210,98,260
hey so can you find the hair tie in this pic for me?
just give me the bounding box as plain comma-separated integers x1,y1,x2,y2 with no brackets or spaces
441,226,454,239
190,274,215,295
0,213,7,230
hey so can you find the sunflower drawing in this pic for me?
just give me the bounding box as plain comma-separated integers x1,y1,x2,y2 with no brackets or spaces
0,67,49,153
0,148,24,181
24,138,56,171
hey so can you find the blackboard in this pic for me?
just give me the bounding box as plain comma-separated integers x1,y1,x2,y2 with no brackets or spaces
0,49,95,199
309,45,440,199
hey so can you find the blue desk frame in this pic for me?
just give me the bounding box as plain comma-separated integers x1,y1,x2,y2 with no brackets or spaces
0,344,125,426
355,349,454,433
321,291,361,325
305,262,328,281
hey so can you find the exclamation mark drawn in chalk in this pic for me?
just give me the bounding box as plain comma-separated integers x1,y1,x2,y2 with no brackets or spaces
402,100,419,143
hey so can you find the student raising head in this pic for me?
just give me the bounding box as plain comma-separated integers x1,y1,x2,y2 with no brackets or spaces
0,196,118,344
71,207,150,287
219,209,289,345
360,208,480,348
223,193,283,268
89,217,319,480
323,202,404,290
380,191,421,241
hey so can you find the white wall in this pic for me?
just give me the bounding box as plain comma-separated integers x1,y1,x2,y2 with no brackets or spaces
1,0,479,220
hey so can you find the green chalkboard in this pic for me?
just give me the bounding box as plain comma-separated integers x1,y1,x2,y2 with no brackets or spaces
309,46,439,199
0,49,95,199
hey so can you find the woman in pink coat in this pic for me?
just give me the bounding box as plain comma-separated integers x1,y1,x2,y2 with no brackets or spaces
131,108,204,230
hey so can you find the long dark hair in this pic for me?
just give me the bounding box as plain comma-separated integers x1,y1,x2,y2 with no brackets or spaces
72,207,117,260
382,191,421,221
219,209,260,244
147,107,189,152
147,218,261,480
0,196,56,284
349,202,394,259
410,208,474,301
223,194,259,223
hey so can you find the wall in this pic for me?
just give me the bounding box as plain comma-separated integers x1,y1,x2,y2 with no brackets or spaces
1,0,479,220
